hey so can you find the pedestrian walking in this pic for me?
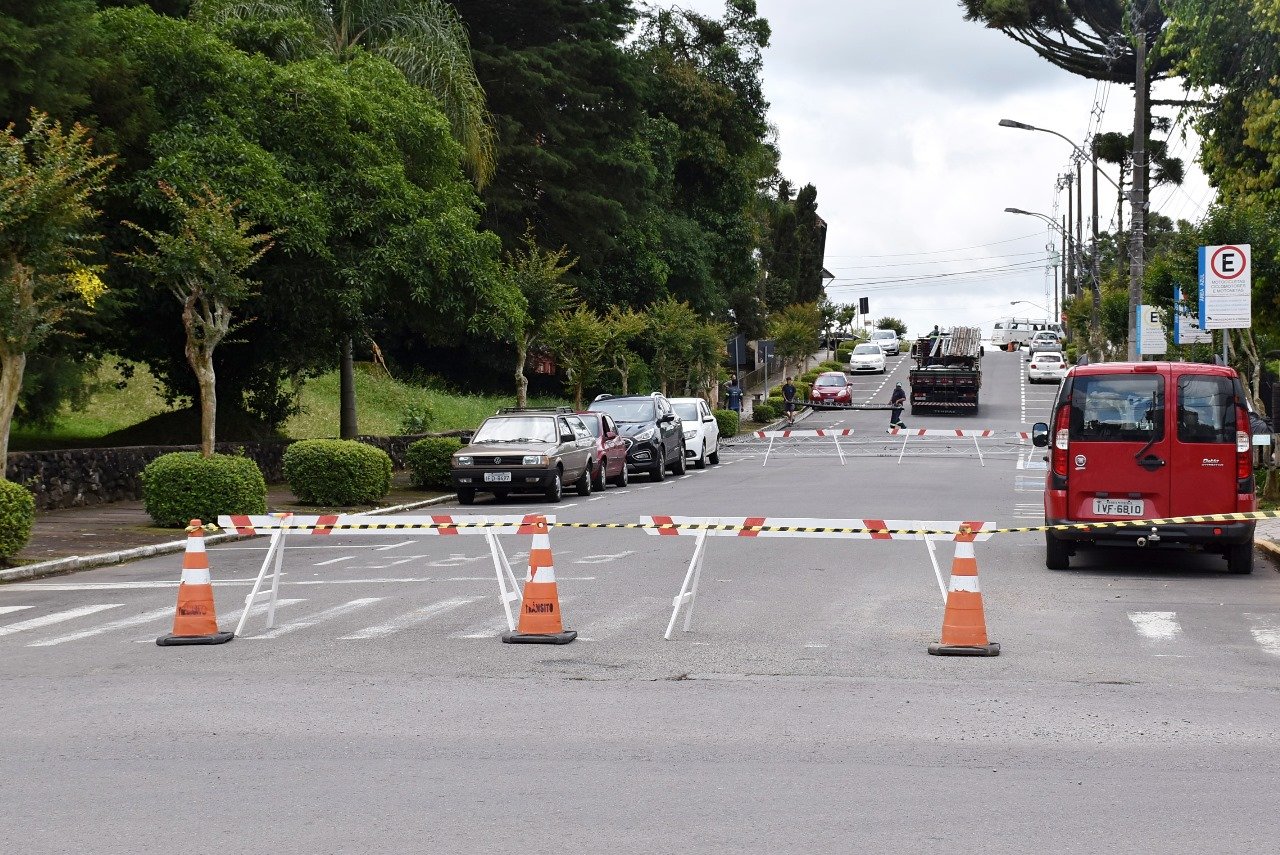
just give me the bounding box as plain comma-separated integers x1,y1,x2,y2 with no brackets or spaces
888,382,907,431
726,375,743,414
781,376,797,426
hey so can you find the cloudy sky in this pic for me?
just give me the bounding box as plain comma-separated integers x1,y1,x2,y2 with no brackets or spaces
650,0,1213,338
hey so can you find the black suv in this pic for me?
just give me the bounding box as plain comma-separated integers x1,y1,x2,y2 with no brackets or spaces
588,393,686,480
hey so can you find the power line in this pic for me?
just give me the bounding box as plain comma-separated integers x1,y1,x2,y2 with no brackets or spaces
821,232,1043,259
828,257,1054,287
824,249,1050,271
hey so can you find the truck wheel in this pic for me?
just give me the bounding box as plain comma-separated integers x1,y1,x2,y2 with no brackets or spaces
1045,530,1070,570
1226,541,1254,575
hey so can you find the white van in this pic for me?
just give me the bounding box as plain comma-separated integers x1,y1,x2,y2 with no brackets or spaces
991,317,1062,348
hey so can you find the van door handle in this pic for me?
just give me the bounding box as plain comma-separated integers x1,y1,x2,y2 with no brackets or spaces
1137,455,1166,471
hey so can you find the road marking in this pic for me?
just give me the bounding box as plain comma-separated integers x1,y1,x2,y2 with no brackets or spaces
803,642,829,649
573,551,635,565
0,606,34,616
340,596,482,640
1128,611,1182,642
429,554,485,567
28,607,175,647
559,503,579,509
314,556,353,566
0,604,122,637
3,579,261,592
577,601,655,641
242,597,384,639
136,598,306,642
1245,615,1280,657
374,540,417,552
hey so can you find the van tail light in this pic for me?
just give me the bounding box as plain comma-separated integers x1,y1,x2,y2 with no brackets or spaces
1236,404,1252,483
1051,404,1071,478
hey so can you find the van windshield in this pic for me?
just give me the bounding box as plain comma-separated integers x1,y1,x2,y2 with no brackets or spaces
1177,375,1236,444
1070,375,1164,442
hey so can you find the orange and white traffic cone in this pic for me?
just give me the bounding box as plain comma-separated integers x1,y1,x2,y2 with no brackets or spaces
928,526,999,656
156,519,234,646
502,515,576,645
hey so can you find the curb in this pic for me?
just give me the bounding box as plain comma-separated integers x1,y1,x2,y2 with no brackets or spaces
1,492,458,585
1255,537,1280,566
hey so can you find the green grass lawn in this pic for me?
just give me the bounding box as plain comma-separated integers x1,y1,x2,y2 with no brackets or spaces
11,359,568,450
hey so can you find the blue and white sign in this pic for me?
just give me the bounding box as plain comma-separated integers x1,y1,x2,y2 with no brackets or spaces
1173,285,1213,344
1135,304,1167,356
1198,244,1251,330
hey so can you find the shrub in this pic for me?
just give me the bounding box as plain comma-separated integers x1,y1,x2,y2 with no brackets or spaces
799,369,821,383
142,452,267,528
0,479,36,559
399,401,434,434
751,401,778,422
836,343,856,363
283,439,392,506
712,408,739,438
818,360,845,373
406,436,462,489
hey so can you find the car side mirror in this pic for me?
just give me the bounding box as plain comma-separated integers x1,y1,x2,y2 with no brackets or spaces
660,413,675,424
459,431,473,445
560,432,575,443
1031,422,1050,447
605,431,618,440
703,415,715,423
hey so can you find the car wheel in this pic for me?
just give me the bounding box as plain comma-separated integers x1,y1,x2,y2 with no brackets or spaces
611,463,629,487
575,464,592,497
1045,530,1070,570
591,460,607,492
695,442,707,469
545,469,563,503
1227,541,1255,574
650,453,666,481
457,487,475,506
708,444,720,465
670,443,687,475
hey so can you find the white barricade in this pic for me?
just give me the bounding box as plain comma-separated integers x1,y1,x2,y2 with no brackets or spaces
721,429,1031,467
217,513,554,637
641,515,992,639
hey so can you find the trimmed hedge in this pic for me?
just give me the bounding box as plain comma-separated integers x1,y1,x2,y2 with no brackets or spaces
283,439,392,506
142,452,267,528
712,408,739,438
406,436,462,489
0,479,36,559
818,360,845,373
800,369,821,383
751,401,778,423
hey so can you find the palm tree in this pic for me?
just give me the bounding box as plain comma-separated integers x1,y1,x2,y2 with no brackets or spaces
194,0,495,187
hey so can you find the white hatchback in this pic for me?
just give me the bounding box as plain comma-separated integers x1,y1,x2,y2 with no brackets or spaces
848,342,887,373
869,329,900,355
1027,352,1067,383
670,397,721,468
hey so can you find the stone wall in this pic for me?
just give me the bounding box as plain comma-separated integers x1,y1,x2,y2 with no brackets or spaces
6,433,463,511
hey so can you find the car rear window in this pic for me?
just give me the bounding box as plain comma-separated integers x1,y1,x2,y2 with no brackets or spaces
1036,354,1063,363
1177,375,1236,443
1070,375,1164,442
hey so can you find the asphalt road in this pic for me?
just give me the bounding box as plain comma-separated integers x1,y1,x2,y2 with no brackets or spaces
4,348,1279,854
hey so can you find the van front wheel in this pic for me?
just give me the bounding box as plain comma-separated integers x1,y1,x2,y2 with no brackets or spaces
1226,541,1255,575
1045,531,1070,570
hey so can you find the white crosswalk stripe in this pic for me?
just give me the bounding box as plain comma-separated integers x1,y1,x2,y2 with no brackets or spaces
242,598,383,640
1128,611,1183,642
0,606,34,616
29,607,175,647
134,598,307,642
0,604,122,637
341,596,482,640
1246,615,1280,657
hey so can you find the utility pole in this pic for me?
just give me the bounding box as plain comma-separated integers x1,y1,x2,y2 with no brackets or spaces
1064,173,1075,295
1076,158,1084,305
1060,216,1067,303
1128,9,1148,362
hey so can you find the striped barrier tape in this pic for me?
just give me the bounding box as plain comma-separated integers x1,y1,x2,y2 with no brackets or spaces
641,516,994,541
745,429,1029,439
751,429,855,438
219,513,556,536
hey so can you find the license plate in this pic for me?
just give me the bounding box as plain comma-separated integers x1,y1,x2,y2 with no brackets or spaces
1093,499,1144,517
483,472,512,483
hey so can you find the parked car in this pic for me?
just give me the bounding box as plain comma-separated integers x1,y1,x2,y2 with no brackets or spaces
670,397,721,468
1027,352,1067,383
869,328,901,356
1031,361,1256,573
809,371,853,405
1027,330,1063,359
575,410,629,489
848,342,886,373
588,393,686,481
451,407,596,504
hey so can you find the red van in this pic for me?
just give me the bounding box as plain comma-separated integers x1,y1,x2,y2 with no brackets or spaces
1031,361,1256,574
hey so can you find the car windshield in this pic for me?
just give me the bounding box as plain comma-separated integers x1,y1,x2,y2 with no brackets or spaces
673,402,700,421
581,417,602,437
814,375,846,387
853,344,881,355
591,399,658,423
472,416,557,443
872,331,895,340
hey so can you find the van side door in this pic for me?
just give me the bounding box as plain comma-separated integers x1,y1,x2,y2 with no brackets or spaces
1168,373,1239,516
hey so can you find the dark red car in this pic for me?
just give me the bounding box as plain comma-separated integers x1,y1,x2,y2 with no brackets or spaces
809,371,853,405
575,411,629,489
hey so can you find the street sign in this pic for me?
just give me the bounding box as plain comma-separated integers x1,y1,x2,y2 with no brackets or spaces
1198,244,1251,330
1173,285,1213,344
1135,304,1167,356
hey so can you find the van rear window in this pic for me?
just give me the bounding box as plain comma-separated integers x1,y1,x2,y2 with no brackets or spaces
1070,376,1164,442
1177,375,1236,443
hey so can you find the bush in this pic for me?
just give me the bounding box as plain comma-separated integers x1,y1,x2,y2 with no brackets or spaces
835,343,856,363
283,439,392,506
399,401,434,434
800,369,821,383
712,408,739,438
751,401,778,422
818,360,845,373
406,436,462,489
0,479,36,559
142,452,268,528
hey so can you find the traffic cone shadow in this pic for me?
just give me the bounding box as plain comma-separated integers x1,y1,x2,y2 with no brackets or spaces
156,519,234,646
502,515,576,645
928,527,999,656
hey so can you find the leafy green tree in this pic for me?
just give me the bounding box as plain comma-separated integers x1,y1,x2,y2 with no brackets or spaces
0,1,101,126
501,229,577,408
769,302,821,376
544,305,606,410
762,182,826,309
645,297,700,395
0,112,113,462
194,0,496,186
600,306,647,395
123,183,277,456
873,317,907,337
686,320,732,398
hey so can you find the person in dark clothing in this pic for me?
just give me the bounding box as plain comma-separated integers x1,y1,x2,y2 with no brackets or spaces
726,375,742,413
889,382,907,431
781,376,797,426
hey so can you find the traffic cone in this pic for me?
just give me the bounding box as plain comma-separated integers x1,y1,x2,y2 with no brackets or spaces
928,527,999,656
502,515,576,645
156,519,234,646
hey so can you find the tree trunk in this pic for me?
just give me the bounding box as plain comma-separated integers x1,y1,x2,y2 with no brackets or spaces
515,339,529,409
0,351,27,468
187,342,217,458
340,338,357,439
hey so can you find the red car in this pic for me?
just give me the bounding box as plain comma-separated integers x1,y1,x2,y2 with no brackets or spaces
809,371,853,405
575,411,629,489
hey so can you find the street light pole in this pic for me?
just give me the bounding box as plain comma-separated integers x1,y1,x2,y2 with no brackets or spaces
1005,207,1100,358
1128,28,1148,362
